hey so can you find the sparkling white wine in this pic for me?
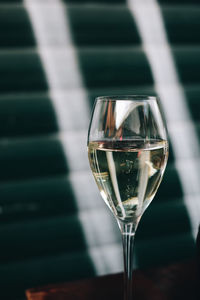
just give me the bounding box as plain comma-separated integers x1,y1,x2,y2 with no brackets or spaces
88,140,168,223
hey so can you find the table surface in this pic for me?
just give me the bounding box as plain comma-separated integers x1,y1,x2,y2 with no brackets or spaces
26,258,199,300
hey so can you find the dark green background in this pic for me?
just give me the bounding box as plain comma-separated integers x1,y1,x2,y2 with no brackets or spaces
0,0,199,299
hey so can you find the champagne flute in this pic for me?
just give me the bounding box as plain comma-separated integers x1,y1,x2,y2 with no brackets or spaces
87,95,168,300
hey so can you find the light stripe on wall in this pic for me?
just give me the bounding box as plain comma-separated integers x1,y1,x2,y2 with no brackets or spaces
24,0,122,275
128,0,200,237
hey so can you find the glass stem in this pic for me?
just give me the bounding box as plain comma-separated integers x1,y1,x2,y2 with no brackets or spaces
121,223,135,300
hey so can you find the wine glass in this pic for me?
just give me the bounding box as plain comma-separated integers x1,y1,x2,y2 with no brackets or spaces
87,95,168,300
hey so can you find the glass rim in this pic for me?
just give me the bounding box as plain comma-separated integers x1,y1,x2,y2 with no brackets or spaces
95,95,158,102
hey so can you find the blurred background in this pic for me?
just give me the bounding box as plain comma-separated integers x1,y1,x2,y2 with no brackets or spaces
0,0,200,299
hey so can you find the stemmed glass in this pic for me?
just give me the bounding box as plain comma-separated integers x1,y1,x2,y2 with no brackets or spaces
87,95,168,300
